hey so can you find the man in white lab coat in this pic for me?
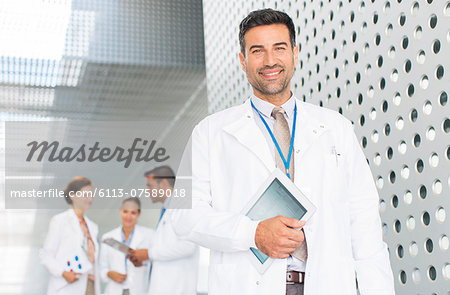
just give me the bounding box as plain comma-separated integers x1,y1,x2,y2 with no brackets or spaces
171,8,395,295
128,166,199,295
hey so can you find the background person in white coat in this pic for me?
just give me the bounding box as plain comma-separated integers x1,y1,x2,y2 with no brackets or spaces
99,197,154,295
40,177,100,295
127,166,199,295
171,8,395,295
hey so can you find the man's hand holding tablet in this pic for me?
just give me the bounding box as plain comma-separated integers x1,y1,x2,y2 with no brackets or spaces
255,216,306,259
241,169,316,273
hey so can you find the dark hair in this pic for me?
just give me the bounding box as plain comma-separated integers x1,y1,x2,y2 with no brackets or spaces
63,176,92,205
122,197,141,211
144,165,176,187
239,8,296,55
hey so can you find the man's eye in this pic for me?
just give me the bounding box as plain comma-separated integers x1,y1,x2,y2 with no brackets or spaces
276,47,286,50
252,49,261,53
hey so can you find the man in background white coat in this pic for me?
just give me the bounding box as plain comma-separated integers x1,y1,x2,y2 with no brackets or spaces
128,166,199,295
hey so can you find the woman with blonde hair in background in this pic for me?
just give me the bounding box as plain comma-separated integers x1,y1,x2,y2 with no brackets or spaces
100,197,154,295
40,177,100,295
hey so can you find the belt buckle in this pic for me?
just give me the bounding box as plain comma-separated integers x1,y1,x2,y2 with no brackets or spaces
286,272,295,285
286,271,305,284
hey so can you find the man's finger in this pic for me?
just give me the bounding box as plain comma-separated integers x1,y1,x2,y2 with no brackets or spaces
279,216,305,229
285,228,304,243
280,237,303,248
272,251,292,259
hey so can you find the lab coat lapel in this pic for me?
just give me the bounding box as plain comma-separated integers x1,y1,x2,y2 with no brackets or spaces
129,226,143,249
222,99,329,171
293,99,328,161
67,209,84,244
85,217,99,256
113,226,122,241
222,99,275,171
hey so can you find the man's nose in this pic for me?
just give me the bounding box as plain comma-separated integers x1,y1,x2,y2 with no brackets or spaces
263,50,276,66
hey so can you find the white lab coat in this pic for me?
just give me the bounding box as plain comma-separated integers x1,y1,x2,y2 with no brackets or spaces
147,209,199,295
40,209,101,295
171,98,395,295
99,225,154,295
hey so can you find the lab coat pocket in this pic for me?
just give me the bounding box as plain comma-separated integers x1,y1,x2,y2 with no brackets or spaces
209,263,235,294
337,257,357,295
49,275,69,293
324,152,346,203
325,153,339,171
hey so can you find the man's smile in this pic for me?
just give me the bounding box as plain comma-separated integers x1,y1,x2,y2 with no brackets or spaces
259,69,284,80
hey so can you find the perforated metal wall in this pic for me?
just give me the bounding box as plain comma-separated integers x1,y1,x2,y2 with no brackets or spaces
0,0,207,293
203,0,449,293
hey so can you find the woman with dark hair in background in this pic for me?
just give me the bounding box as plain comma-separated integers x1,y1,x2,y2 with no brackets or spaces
40,177,100,295
99,197,154,295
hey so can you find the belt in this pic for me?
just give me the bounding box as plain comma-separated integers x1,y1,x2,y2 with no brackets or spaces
286,271,305,284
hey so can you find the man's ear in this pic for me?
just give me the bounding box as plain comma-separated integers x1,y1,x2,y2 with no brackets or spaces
238,52,246,72
160,178,170,189
293,45,299,67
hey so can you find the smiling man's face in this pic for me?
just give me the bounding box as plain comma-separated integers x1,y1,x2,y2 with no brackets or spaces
239,23,298,103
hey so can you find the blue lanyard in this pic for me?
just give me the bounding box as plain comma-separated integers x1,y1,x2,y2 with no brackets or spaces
121,227,135,273
250,100,297,180
157,207,166,226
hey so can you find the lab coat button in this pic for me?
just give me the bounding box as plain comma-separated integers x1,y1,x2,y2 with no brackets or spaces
256,280,260,285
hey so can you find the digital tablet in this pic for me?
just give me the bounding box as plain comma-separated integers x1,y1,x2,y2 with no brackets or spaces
102,237,133,254
241,169,316,273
